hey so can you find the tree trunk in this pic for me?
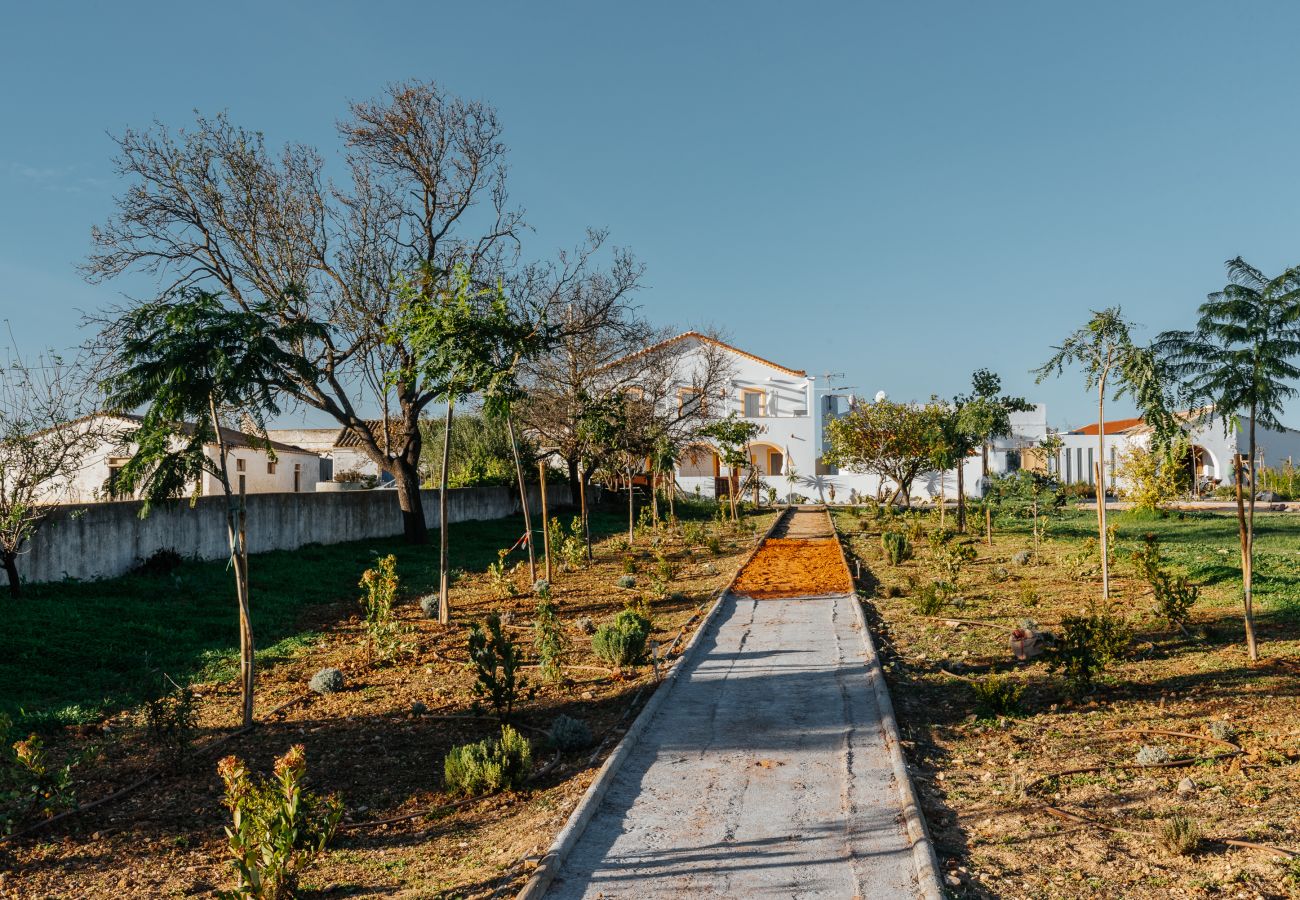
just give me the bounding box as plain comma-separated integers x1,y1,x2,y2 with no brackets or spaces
651,470,659,527
437,400,454,624
985,503,992,546
392,457,428,545
209,395,254,728
1097,385,1110,601
956,460,966,532
566,455,581,506
627,467,635,545
506,413,536,583
236,487,253,728
3,553,20,599
539,461,552,582
579,464,592,563
1240,410,1260,661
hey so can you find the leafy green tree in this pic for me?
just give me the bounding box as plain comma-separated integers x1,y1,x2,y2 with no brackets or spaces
956,369,1032,541
100,290,318,726
699,414,761,520
1156,257,1300,660
825,399,946,507
394,266,538,624
1035,307,1174,601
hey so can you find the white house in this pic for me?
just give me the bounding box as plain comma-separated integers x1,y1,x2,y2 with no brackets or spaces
41,413,322,503
1048,411,1300,496
266,422,395,486
655,333,1012,503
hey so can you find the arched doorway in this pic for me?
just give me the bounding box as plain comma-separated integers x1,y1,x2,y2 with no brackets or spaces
1185,443,1220,495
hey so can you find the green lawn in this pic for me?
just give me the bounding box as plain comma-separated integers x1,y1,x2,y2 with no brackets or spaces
1,507,633,729
1046,506,1300,621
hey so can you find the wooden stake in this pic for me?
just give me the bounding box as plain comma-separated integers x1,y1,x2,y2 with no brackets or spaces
539,461,552,582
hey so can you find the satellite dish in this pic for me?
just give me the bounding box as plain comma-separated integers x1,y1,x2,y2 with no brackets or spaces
874,390,888,404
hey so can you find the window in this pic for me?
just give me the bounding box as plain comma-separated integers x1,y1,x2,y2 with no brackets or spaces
235,458,246,473
1087,447,1094,484
678,388,703,416
293,463,302,494
267,460,278,475
238,474,246,494
768,450,784,476
105,457,129,498
741,389,765,418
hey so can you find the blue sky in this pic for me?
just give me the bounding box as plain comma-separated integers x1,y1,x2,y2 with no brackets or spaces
4,1,1300,428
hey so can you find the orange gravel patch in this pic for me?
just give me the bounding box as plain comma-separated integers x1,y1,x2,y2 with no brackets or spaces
731,538,852,598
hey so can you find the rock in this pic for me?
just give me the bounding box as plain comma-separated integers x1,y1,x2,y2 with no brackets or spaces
1011,550,1032,566
1177,777,1197,797
945,874,963,887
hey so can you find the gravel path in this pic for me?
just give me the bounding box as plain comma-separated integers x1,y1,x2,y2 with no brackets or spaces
544,591,921,898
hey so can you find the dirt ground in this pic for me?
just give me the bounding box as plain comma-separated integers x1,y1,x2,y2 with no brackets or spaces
730,537,852,599
0,508,776,899
832,507,1300,899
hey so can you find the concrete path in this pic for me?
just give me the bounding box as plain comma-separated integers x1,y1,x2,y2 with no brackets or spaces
544,590,921,898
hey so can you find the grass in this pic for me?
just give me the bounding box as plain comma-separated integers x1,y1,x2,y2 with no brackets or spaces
1,508,633,728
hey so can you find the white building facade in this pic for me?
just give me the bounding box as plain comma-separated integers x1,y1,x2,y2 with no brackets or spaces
42,414,322,503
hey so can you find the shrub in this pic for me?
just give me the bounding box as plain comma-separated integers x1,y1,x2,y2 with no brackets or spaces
971,675,1024,718
0,723,80,835
533,578,551,600
548,715,593,751
358,554,401,662
1048,612,1131,697
910,581,951,615
933,540,977,584
533,598,568,683
1206,720,1236,743
488,548,519,598
1156,813,1202,856
574,616,595,635
1063,538,1100,581
592,610,652,668
616,574,637,589
622,555,638,574
1132,534,1198,630
881,531,912,565
927,527,955,553
144,674,199,770
560,517,586,570
132,547,184,577
1135,744,1172,766
705,533,722,554
443,725,533,796
468,614,528,722
309,667,345,695
216,745,342,899
418,594,439,618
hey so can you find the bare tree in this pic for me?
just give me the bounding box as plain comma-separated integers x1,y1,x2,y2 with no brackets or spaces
0,342,103,596
84,81,525,543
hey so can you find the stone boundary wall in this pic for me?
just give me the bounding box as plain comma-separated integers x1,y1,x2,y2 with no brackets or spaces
21,484,572,585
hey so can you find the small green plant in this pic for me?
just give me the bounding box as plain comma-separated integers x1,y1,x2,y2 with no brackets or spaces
1048,611,1131,697
1136,744,1172,766
617,574,637,589
308,667,345,695
468,613,528,722
933,540,977,584
547,715,593,751
443,725,533,796
533,578,551,600
971,675,1024,718
681,520,706,548
1132,534,1198,630
1156,813,1202,856
705,533,722,554
560,516,586,570
910,580,951,615
533,598,568,683
488,548,520,597
216,744,342,899
1063,537,1100,581
592,609,652,668
1206,720,1237,743
0,726,80,835
926,526,955,553
144,673,199,770
881,531,912,565
358,554,401,662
